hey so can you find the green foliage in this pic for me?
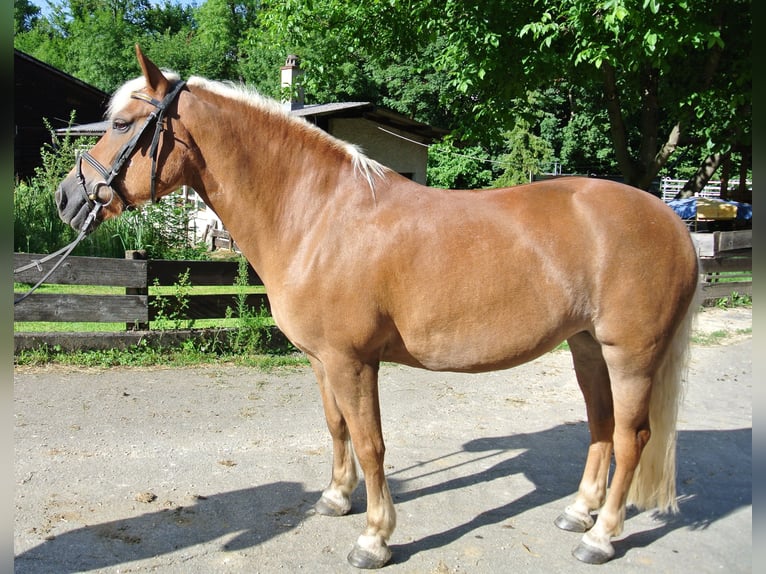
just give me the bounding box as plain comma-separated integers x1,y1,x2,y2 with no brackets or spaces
714,291,752,309
14,0,750,196
150,269,195,331
15,340,309,368
519,0,751,186
493,120,555,187
426,138,497,189
14,0,41,34
99,194,209,259
225,256,274,354
14,115,85,254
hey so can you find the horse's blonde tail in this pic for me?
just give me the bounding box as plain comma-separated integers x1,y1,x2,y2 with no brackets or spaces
627,282,701,513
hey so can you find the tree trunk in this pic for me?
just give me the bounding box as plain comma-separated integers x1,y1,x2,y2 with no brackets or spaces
601,62,637,185
675,151,726,199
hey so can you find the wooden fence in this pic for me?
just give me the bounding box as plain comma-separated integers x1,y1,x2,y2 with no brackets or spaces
14,232,751,352
691,230,752,301
14,252,272,353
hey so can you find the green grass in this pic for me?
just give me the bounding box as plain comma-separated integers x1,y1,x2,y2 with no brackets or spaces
15,343,309,369
691,327,752,346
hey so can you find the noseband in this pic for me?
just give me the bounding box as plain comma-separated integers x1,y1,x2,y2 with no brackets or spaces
76,79,187,209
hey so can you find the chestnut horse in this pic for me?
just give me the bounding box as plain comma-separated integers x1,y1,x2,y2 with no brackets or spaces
56,46,699,568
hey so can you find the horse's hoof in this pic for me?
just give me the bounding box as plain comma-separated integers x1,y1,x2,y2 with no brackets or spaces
554,509,594,532
347,543,391,569
315,495,351,516
572,539,614,564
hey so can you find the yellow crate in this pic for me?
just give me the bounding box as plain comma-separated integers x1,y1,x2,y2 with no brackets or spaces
696,197,738,220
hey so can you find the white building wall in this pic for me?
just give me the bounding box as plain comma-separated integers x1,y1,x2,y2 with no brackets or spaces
329,118,430,185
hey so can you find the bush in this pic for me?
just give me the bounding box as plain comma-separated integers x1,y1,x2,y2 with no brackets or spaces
14,115,85,254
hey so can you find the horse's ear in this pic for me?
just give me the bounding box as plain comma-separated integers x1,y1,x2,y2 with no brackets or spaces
135,44,169,95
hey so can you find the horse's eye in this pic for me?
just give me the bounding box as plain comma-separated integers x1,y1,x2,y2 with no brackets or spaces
112,119,130,132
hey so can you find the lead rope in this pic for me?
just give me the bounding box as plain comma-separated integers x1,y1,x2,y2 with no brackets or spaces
13,202,103,305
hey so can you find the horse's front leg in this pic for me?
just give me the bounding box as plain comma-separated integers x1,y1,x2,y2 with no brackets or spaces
310,356,359,517
318,355,395,569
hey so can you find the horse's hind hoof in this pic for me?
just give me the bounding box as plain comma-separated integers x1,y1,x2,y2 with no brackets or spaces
347,543,391,569
572,539,614,564
554,507,594,532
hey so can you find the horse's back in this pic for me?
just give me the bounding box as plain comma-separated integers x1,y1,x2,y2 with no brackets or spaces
372,176,698,371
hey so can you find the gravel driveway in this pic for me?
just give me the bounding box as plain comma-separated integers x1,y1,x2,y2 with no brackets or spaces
14,306,752,573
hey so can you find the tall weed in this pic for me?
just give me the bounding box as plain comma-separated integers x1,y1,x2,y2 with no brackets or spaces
150,269,196,331
226,256,273,353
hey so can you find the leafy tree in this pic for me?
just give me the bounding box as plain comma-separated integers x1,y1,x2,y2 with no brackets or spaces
15,0,195,92
493,119,555,187
260,0,750,192
14,0,41,34
426,138,497,189
520,0,751,192
15,0,750,198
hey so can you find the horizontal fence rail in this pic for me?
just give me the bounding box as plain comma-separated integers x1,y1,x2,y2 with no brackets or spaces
691,230,752,301
14,253,269,325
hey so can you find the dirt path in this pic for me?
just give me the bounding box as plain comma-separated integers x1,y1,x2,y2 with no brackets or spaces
14,307,752,573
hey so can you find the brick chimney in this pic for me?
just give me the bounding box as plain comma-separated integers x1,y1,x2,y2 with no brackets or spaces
281,55,304,110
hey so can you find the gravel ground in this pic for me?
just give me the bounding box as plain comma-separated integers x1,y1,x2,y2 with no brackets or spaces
14,306,752,573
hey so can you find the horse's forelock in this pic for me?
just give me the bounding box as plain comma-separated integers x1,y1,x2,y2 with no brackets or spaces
106,70,181,120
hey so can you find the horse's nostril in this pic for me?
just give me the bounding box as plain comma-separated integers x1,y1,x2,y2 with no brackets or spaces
55,186,67,211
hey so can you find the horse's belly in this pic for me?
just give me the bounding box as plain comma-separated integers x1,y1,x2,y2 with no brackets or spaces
382,311,579,373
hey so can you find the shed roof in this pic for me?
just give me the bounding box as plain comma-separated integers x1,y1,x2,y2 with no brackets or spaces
57,101,447,142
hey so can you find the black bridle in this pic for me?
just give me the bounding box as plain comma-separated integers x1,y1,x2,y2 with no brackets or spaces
15,80,186,305
76,79,187,208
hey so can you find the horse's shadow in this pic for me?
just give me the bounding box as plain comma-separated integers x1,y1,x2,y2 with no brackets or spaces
15,423,751,572
385,424,752,564
15,481,320,573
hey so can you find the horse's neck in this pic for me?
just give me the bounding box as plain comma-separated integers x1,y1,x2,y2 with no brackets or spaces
184,90,357,278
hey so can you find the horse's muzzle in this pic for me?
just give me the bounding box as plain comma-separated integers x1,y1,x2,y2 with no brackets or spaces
56,174,102,234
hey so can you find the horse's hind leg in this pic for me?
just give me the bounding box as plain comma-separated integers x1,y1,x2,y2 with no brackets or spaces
555,331,614,533
310,356,359,517
572,346,654,564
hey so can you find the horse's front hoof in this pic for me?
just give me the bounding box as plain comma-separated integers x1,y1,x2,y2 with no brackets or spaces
315,494,351,516
572,539,614,564
347,543,391,569
554,507,594,532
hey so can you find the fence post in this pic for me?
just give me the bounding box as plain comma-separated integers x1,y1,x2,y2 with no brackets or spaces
125,250,149,331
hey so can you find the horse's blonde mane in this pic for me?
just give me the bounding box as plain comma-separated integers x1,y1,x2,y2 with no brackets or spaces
186,76,388,196
108,72,388,196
